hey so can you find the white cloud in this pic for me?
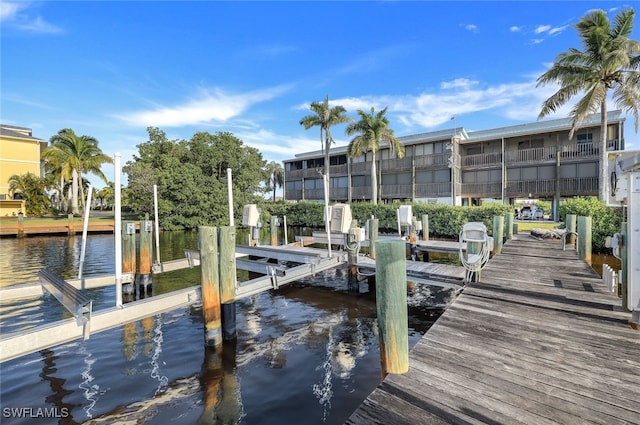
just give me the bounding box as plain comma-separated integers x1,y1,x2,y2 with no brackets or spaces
509,26,522,32
464,24,478,32
1,1,62,33
548,25,568,36
0,1,26,20
531,38,545,45
120,85,292,127
534,25,551,34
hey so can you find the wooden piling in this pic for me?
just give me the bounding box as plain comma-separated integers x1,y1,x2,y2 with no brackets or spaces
421,214,429,241
505,212,514,240
566,214,577,246
369,218,379,259
122,221,136,279
219,226,237,340
577,216,592,265
139,220,153,293
492,215,504,255
270,216,278,247
409,218,417,261
199,226,222,347
17,213,24,238
348,219,359,292
375,239,408,374
67,214,75,235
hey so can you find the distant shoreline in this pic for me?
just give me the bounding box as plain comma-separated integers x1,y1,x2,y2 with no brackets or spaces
0,215,136,237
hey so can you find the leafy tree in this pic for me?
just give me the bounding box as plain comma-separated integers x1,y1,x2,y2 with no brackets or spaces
8,172,51,216
124,128,266,230
346,107,404,205
537,8,640,201
43,129,113,214
96,183,115,210
264,161,284,201
299,95,353,201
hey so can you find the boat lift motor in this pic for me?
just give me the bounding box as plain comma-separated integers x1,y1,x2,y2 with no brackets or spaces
606,150,640,328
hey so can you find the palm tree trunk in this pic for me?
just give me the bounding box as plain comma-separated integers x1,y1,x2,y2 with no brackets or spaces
324,135,331,202
371,151,378,205
78,171,86,211
71,169,80,215
599,98,608,201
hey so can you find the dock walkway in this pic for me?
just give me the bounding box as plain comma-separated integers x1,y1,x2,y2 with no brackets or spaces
347,234,640,425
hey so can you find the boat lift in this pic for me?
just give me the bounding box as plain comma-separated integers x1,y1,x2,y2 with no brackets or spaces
458,222,493,283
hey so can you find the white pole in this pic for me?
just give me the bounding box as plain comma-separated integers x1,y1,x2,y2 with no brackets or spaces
153,184,161,265
283,215,288,245
114,153,123,307
323,174,332,257
227,168,234,226
78,184,93,280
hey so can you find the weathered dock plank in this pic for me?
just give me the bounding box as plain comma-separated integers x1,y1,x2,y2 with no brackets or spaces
347,234,640,425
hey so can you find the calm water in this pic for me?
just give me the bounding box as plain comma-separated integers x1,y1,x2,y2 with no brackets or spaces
0,231,447,425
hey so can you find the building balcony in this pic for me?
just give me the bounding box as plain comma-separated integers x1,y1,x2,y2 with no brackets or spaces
461,152,502,168
381,157,412,172
381,184,412,199
351,162,371,174
352,186,371,200
330,164,348,175
461,182,502,198
415,182,451,198
414,153,449,169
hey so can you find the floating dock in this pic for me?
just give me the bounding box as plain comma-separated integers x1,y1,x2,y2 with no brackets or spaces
347,234,640,424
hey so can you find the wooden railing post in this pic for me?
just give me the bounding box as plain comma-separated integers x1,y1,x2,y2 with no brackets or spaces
505,212,514,240
421,214,429,241
375,239,408,374
199,226,222,347
219,226,237,340
492,215,504,255
577,216,592,265
566,214,577,246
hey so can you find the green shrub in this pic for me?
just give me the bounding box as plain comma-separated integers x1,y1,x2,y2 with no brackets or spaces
558,197,623,252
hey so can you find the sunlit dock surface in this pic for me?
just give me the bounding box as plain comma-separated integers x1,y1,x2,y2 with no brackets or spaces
347,234,640,424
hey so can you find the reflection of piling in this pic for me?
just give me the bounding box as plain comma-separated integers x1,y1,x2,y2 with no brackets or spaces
200,226,222,348
492,215,504,255
375,239,408,374
139,220,153,294
122,221,137,297
219,226,237,340
200,340,241,424
67,214,75,235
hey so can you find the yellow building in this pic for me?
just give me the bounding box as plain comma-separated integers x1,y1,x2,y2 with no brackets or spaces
0,124,48,216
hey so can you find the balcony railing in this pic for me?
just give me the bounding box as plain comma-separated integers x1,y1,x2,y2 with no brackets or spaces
351,162,371,174
414,153,449,169
285,189,302,200
304,167,324,178
415,182,451,197
329,164,348,175
461,152,502,168
287,169,304,179
352,186,372,200
381,184,412,199
461,182,501,197
559,177,598,194
304,188,324,200
381,157,412,171
330,187,348,200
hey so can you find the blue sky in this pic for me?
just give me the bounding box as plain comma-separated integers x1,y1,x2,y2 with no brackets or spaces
1,1,638,190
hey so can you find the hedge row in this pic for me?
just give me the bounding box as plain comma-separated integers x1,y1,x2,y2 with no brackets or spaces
558,197,623,252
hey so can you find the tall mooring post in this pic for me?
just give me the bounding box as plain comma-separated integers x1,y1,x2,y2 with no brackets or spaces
577,215,592,265
139,218,154,293
409,218,417,261
219,226,237,340
368,218,379,260
122,221,137,291
505,212,514,240
375,239,408,374
492,215,504,255
566,214,577,246
347,219,359,292
199,226,222,348
421,214,429,241
270,216,278,247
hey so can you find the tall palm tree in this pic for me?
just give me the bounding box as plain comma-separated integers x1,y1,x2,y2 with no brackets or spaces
8,172,51,216
264,161,284,202
43,129,113,214
537,8,640,201
299,95,353,200
345,107,404,205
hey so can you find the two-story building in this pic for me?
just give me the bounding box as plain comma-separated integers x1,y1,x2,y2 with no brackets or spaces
283,111,626,219
0,124,48,216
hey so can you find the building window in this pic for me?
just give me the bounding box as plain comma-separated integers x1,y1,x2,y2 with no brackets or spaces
330,176,348,188
576,131,593,144
306,158,324,169
286,161,303,171
330,155,347,166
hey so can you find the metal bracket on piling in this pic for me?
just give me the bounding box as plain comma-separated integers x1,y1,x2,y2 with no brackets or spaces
562,232,579,251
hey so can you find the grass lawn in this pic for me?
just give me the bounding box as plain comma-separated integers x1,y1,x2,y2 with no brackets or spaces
515,221,560,232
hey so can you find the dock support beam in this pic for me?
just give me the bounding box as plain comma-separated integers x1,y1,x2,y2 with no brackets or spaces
219,226,237,340
505,212,514,240
375,239,408,374
577,216,592,265
199,226,222,347
566,214,577,247
492,215,504,255
139,219,153,294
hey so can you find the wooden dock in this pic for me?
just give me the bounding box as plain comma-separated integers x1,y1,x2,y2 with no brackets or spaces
347,234,640,425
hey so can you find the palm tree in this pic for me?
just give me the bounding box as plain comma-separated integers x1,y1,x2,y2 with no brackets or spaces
43,129,113,214
96,183,115,210
299,95,353,200
345,107,404,205
264,161,284,202
537,8,640,201
8,173,51,216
